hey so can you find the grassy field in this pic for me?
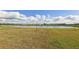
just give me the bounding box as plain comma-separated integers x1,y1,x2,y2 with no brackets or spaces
0,26,79,48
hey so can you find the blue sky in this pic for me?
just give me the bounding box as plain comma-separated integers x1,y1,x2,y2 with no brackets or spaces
0,10,79,24
3,10,79,17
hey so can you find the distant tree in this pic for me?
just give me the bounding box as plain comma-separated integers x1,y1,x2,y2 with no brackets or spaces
43,23,46,26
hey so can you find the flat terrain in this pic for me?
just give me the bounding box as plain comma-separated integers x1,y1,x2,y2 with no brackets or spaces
0,26,79,48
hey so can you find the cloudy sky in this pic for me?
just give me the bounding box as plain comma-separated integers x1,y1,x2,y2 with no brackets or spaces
0,10,79,24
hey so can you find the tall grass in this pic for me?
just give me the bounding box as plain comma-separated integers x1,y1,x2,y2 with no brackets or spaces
0,26,79,48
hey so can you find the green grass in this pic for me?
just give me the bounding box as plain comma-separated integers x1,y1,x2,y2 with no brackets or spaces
0,26,79,48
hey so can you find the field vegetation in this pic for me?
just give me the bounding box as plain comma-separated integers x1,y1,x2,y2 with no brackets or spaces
0,26,79,48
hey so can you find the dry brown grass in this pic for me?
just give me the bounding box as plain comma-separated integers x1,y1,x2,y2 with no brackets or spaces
0,27,49,48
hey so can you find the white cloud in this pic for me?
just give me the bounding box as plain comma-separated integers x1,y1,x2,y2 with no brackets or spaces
50,15,79,24
0,11,28,24
0,11,79,24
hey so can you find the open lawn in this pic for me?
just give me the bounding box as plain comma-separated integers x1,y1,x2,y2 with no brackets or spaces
0,26,79,48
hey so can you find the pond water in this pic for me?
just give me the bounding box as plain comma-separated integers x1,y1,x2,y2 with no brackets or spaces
13,26,75,28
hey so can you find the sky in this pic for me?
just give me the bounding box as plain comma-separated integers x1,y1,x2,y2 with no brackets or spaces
3,10,79,17
0,10,79,24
